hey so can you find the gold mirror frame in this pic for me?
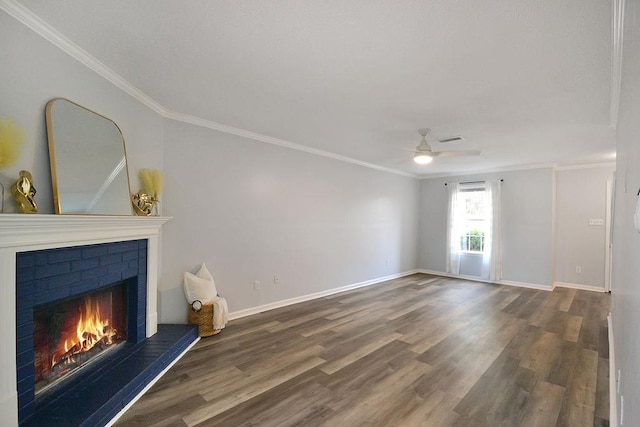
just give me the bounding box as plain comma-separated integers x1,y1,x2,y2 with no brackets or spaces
45,98,134,215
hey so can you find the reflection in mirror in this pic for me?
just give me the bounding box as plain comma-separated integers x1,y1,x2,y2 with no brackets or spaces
46,99,133,215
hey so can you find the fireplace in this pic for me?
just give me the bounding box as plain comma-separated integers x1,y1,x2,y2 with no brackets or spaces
16,240,148,423
33,282,128,396
0,214,181,426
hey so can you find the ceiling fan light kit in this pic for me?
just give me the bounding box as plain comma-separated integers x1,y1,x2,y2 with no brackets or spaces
411,128,479,165
414,152,433,164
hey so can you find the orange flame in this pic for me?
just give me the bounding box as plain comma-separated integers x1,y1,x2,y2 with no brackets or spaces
51,296,117,368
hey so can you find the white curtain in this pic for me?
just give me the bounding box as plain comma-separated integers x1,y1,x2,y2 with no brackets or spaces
446,183,461,275
481,180,503,281
447,180,502,281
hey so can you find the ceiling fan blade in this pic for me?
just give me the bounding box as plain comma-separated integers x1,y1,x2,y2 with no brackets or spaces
434,150,481,158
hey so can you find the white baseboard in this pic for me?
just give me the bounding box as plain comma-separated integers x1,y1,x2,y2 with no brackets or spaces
228,270,421,320
553,281,607,293
418,269,553,291
499,279,553,291
105,336,200,427
609,313,618,427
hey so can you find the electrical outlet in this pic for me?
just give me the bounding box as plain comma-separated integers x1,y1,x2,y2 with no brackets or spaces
253,281,261,291
620,395,624,425
385,259,389,267
589,218,604,226
273,275,280,284
576,266,582,274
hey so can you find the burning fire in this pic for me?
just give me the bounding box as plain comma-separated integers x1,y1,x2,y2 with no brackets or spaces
51,296,118,369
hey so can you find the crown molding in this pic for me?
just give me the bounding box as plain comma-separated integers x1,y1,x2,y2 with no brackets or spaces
0,0,416,180
163,110,418,178
418,162,557,180
0,0,168,116
554,162,616,171
419,160,618,180
610,0,626,128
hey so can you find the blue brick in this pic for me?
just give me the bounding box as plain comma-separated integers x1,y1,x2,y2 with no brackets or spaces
16,280,34,298
16,335,33,354
35,252,48,266
16,349,33,369
108,261,130,275
98,272,123,287
17,360,34,381
16,308,31,327
137,301,146,316
138,248,147,259
70,280,95,295
138,260,147,274
16,321,33,342
18,293,34,310
100,253,122,266
81,265,108,281
34,287,71,306
17,396,34,420
32,278,47,293
48,248,82,263
121,267,138,280
122,250,138,262
17,375,34,397
35,262,71,279
82,245,109,259
71,257,100,272
16,254,34,269
46,271,82,289
17,396,34,416
108,240,138,253
16,266,34,281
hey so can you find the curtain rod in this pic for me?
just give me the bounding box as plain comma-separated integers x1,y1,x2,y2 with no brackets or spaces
444,179,503,186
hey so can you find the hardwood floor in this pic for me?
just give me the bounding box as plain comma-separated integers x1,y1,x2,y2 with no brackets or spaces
116,274,610,427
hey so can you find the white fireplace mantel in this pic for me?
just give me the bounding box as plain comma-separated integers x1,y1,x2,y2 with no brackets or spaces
0,214,170,427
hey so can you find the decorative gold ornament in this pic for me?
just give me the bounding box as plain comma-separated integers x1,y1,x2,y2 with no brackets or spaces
134,169,163,216
132,192,153,216
11,170,37,213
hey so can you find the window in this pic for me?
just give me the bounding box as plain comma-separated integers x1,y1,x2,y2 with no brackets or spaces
446,180,502,281
458,188,488,253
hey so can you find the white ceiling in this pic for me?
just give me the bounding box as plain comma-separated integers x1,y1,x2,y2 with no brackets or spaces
15,0,616,177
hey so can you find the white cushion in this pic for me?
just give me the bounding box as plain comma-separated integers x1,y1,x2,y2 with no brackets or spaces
183,262,218,304
197,262,215,283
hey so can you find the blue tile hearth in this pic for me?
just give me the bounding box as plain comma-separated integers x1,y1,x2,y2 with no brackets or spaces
22,324,198,427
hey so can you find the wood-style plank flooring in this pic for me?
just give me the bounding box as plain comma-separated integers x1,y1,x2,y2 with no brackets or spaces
116,274,610,427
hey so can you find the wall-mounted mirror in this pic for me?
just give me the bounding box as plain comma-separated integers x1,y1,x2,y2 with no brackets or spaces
46,98,133,215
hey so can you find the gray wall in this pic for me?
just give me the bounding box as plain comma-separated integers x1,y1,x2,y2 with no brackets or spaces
611,0,640,423
2,10,420,324
159,120,420,321
554,166,614,289
0,12,164,213
418,168,555,287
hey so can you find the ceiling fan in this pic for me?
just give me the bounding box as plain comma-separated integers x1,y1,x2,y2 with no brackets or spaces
413,128,480,165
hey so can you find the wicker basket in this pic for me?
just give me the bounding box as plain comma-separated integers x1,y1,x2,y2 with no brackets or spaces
188,303,222,337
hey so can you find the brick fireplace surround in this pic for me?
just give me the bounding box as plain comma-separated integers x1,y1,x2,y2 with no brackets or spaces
0,214,198,426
